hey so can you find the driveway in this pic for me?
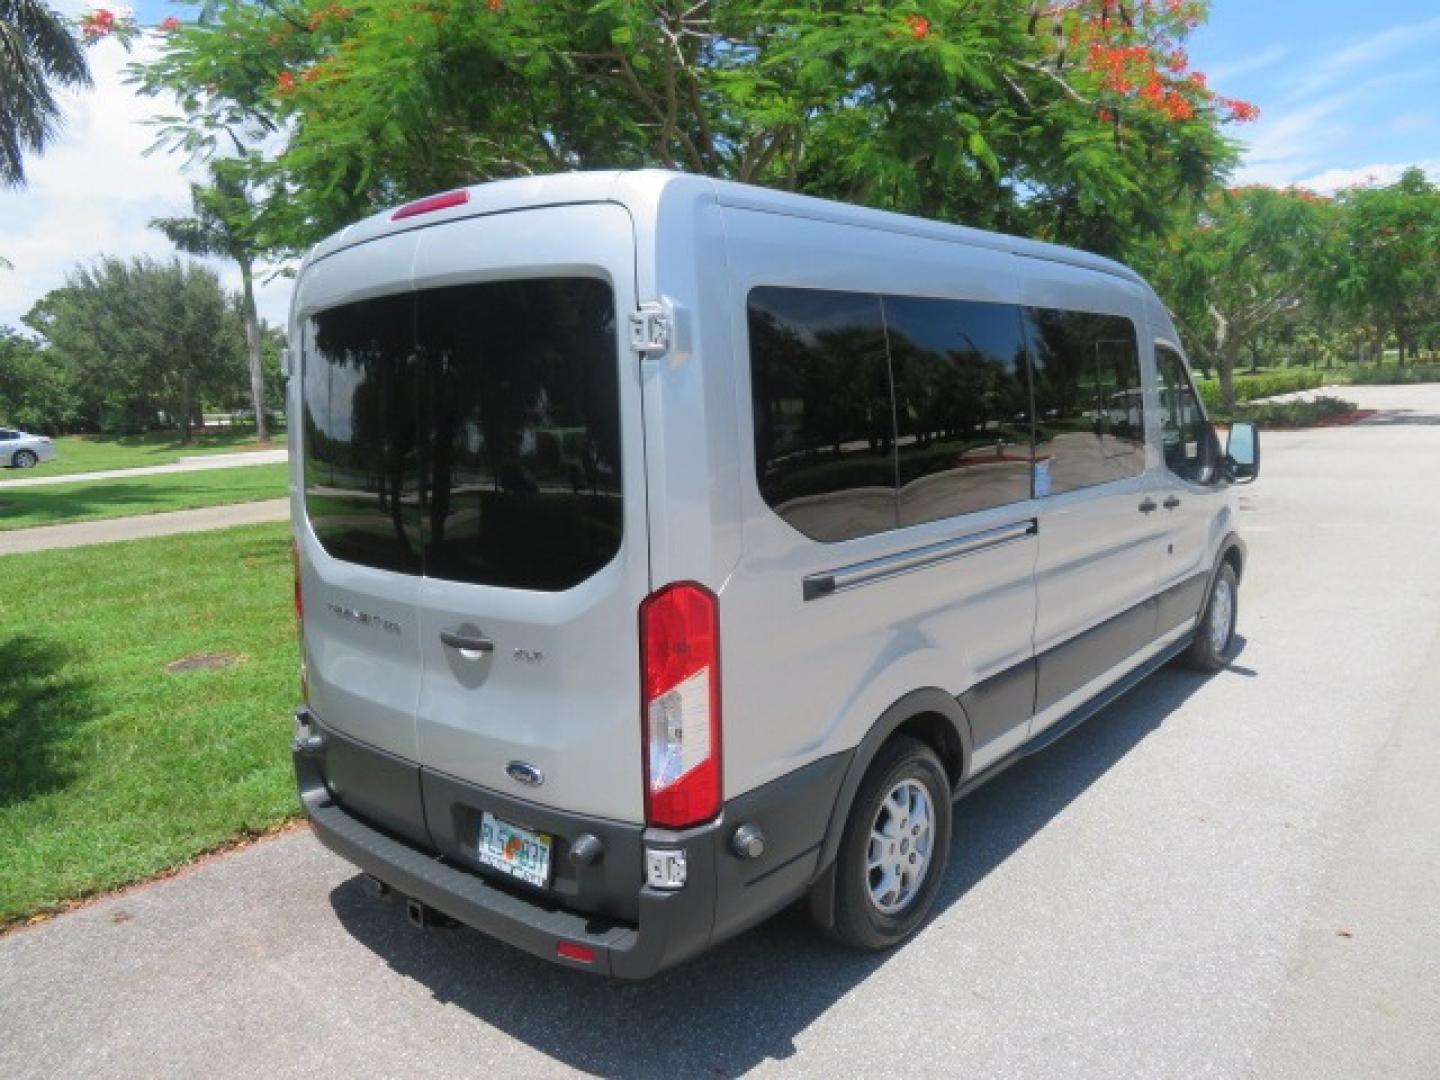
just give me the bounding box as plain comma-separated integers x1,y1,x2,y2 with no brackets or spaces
3,386,1440,1079
0,448,288,489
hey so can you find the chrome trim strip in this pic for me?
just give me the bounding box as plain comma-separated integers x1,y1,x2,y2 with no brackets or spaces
803,519,1038,601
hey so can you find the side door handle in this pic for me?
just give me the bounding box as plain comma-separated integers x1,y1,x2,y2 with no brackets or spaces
439,629,495,654
1163,495,1182,510
1138,498,1158,514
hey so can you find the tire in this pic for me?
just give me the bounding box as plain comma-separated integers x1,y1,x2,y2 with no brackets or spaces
826,736,952,951
1186,562,1238,671
11,449,37,469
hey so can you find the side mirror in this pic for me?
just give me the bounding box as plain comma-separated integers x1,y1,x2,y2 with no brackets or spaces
1226,421,1260,484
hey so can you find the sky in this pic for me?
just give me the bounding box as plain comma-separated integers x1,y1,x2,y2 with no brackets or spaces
2,0,1438,331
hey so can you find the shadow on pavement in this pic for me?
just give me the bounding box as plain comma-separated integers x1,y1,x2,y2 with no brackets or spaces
0,635,94,808
329,645,1245,1078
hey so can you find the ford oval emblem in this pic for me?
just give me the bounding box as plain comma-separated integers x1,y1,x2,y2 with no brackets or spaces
505,761,544,787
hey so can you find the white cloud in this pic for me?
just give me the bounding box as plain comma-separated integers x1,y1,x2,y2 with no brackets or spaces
1207,45,1289,86
1293,160,1440,195
1287,15,1440,100
0,35,294,333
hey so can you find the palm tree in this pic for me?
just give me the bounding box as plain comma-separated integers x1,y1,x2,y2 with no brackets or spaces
152,162,271,442
1,0,91,187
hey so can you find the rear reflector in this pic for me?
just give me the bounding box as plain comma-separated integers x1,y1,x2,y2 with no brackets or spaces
640,582,721,830
391,189,469,221
556,941,596,964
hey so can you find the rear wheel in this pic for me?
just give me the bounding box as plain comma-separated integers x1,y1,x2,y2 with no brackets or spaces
1186,562,1238,670
826,736,952,951
11,449,37,469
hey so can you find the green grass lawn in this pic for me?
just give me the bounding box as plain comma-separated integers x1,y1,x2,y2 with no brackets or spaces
0,464,290,531
0,524,299,926
19,429,287,478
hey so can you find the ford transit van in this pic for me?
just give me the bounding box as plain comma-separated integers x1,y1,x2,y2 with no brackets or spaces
288,171,1259,977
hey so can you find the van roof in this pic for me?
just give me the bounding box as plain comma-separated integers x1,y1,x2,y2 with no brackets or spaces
304,169,1146,288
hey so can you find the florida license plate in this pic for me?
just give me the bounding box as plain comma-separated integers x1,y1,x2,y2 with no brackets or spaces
477,812,552,888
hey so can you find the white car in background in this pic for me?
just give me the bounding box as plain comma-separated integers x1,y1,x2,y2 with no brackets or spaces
0,428,56,469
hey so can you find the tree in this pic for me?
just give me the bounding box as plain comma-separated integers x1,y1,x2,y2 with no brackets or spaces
1141,185,1331,408
1321,168,1440,365
23,256,247,439
0,0,91,187
0,324,76,432
152,159,273,441
136,0,1256,262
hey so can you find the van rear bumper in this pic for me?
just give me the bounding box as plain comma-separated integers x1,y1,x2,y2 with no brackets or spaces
293,716,849,978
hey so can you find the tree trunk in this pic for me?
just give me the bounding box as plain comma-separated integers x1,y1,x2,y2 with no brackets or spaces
240,260,269,443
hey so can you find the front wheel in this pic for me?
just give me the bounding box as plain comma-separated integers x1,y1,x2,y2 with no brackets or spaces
1186,562,1238,670
11,449,37,469
826,736,952,951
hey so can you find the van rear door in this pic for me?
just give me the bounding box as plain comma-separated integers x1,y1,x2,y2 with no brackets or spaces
409,205,651,826
295,233,424,766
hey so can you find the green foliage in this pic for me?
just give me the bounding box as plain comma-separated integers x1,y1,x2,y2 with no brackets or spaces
22,256,248,439
1195,369,1325,411
1234,395,1356,427
1342,364,1440,385
0,325,77,433
0,0,92,187
1319,168,1440,357
0,523,298,925
134,0,1245,261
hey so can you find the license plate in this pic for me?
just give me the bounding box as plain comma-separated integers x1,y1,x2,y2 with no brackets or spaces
477,812,552,888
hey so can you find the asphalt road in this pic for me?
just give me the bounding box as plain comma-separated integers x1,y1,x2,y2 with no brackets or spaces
4,387,1439,1079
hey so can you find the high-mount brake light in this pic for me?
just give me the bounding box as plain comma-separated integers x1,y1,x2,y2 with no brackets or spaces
391,189,469,221
639,582,721,830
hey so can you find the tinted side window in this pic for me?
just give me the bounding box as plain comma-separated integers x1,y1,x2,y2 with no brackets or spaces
418,279,623,591
1155,343,1214,483
303,293,422,574
1026,308,1146,495
748,287,897,542
883,296,1033,526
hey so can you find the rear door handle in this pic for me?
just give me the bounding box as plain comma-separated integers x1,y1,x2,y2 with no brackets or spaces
1138,498,1158,514
439,629,495,654
1163,495,1181,510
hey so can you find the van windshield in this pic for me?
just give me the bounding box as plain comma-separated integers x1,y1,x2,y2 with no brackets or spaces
301,278,624,591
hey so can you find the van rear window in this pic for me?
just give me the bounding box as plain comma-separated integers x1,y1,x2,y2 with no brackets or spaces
302,278,623,591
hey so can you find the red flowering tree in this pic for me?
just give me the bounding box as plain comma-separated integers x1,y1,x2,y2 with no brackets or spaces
135,0,1257,260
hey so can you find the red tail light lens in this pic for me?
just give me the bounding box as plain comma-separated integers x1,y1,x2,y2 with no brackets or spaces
391,189,469,221
639,582,721,829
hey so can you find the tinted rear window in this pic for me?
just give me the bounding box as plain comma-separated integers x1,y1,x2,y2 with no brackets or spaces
302,278,622,591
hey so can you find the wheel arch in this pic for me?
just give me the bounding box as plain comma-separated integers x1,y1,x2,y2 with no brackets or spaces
807,687,971,929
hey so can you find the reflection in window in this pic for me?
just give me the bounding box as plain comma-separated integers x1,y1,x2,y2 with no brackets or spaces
304,293,422,574
883,295,1033,525
1026,308,1145,495
418,279,623,591
1155,343,1214,483
748,287,897,542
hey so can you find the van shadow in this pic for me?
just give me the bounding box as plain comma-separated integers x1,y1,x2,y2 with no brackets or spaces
328,643,1246,1078
0,635,94,808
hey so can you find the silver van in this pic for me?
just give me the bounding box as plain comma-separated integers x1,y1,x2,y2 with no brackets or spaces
288,171,1259,977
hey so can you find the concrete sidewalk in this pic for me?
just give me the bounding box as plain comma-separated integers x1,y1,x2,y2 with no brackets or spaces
0,448,288,489
0,499,290,555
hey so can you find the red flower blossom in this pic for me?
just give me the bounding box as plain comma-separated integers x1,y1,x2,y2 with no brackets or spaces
161,15,180,32
488,0,502,10
275,71,297,96
906,15,930,39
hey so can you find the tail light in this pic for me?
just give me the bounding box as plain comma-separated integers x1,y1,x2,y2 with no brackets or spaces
639,582,721,829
